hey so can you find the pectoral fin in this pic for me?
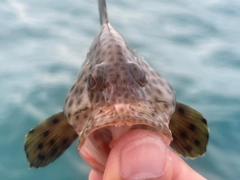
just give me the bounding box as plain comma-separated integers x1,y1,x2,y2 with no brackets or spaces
24,112,78,168
169,102,209,158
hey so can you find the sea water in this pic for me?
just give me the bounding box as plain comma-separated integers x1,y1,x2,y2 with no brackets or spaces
1,0,240,179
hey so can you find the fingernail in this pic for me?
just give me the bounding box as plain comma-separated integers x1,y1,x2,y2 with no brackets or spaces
120,136,167,179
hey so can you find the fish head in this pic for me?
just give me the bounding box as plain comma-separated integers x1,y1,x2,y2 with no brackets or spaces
63,23,176,173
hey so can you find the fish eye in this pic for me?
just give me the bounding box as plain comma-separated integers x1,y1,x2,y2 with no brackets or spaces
130,64,147,87
88,74,97,90
138,69,147,87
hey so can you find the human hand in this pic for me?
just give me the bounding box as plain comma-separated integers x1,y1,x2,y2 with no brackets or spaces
88,129,206,180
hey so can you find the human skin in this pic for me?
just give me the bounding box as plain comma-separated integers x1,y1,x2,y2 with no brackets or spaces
88,129,206,180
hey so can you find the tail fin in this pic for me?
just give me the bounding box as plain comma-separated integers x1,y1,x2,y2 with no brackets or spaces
98,0,109,25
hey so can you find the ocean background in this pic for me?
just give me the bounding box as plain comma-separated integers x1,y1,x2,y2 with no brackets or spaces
1,0,240,179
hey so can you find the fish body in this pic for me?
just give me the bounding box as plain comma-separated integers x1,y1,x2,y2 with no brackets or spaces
24,0,209,174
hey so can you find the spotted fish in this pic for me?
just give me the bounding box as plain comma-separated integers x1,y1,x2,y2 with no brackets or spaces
24,0,209,174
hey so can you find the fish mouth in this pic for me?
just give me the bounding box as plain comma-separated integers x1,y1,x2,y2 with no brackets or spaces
77,101,173,174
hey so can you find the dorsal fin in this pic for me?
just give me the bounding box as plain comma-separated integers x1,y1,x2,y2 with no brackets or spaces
98,0,109,25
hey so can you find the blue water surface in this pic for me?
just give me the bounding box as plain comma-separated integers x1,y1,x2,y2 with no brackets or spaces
1,0,240,179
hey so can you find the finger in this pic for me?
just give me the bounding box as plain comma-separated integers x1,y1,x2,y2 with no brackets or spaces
103,129,172,180
89,170,103,180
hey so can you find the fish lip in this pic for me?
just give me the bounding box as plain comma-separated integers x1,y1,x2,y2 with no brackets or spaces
80,112,172,147
78,101,174,146
77,101,173,173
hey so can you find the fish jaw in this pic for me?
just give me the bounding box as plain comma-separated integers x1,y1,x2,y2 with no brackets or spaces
76,101,173,174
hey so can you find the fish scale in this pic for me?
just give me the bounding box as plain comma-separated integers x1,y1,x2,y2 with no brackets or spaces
24,0,209,175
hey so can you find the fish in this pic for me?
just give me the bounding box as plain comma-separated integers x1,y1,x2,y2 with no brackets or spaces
24,0,209,174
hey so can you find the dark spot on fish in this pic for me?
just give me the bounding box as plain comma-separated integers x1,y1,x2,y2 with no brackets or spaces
116,44,121,48
107,49,112,55
70,84,75,92
68,99,73,108
29,129,35,134
82,107,88,111
38,154,45,160
62,139,68,146
83,77,88,83
76,115,79,120
181,132,187,138
43,131,49,137
49,139,55,145
114,62,120,67
51,148,58,156
202,118,207,124
84,114,88,118
93,43,97,51
110,38,115,42
117,51,122,57
151,113,155,117
79,87,83,94
118,57,123,61
189,124,195,131
185,145,192,153
38,143,43,149
178,107,185,114
115,73,120,78
68,113,71,119
157,89,162,95
164,103,168,109
132,66,137,72
74,87,79,94
194,139,200,146
77,98,81,105
52,118,59,124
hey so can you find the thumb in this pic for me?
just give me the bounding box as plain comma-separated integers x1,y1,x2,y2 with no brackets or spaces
103,129,172,180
